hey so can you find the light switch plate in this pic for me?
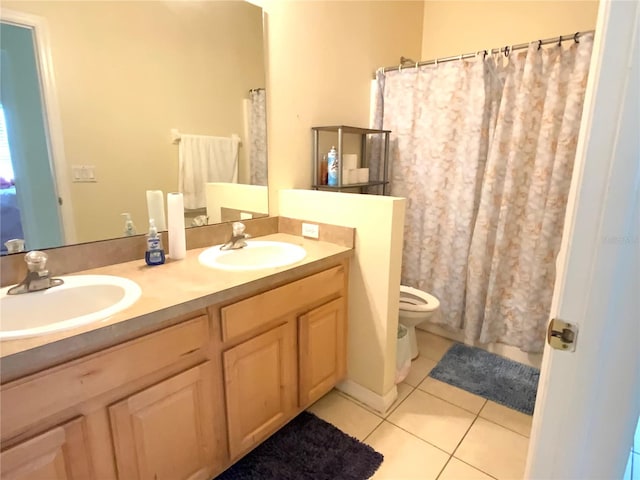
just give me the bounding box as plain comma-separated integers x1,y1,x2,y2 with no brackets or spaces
71,165,97,183
302,222,319,239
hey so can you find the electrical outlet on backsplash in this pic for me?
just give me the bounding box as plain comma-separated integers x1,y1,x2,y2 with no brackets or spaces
302,223,320,239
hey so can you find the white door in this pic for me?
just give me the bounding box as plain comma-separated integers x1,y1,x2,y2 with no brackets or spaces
526,0,640,478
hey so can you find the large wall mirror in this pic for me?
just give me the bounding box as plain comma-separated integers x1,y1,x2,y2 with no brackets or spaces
0,1,267,255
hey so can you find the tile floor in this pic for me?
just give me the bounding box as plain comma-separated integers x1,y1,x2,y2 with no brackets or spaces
308,330,537,480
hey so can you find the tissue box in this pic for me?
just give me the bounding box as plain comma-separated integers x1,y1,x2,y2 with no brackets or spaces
342,169,356,185
356,168,369,183
342,154,358,170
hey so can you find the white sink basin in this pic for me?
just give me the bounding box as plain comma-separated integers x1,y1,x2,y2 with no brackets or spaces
198,240,307,271
0,275,142,340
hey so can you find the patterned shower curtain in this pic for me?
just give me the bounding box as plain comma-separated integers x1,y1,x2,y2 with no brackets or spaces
465,36,594,352
373,58,497,329
374,34,593,352
249,88,268,186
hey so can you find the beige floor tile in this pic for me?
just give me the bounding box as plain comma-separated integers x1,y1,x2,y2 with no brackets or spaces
366,421,450,480
334,382,414,419
404,355,439,387
387,389,476,453
307,390,382,441
417,377,487,414
479,401,533,437
438,458,496,480
416,330,455,362
455,417,529,480
383,382,414,418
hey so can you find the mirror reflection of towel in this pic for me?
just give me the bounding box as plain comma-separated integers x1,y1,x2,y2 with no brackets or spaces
179,134,240,209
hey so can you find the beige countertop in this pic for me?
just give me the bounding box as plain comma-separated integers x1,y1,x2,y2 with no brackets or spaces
0,233,352,382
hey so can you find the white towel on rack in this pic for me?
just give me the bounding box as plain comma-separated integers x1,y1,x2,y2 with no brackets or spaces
178,134,240,209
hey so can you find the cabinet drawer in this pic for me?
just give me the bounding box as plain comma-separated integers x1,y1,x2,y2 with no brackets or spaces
220,265,345,342
1,315,209,441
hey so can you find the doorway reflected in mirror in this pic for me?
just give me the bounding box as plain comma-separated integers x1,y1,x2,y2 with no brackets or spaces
0,1,267,254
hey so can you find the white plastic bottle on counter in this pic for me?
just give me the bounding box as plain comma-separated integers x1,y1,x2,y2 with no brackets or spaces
121,213,137,236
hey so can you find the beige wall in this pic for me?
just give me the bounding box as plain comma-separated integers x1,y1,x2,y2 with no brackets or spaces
279,190,406,398
206,183,268,224
5,1,265,242
421,1,599,59
261,0,424,215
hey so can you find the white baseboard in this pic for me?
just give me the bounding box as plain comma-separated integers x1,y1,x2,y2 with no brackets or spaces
336,378,398,415
416,323,543,369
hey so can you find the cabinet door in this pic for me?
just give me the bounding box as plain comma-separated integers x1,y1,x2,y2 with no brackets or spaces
109,362,217,480
1,417,93,480
223,321,297,459
299,297,347,406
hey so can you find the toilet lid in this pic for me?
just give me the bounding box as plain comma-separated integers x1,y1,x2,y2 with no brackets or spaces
399,285,440,312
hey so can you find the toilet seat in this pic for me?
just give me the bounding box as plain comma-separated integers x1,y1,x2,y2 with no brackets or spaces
399,285,440,313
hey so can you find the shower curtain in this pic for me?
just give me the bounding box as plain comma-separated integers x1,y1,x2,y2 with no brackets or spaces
372,58,497,329
374,34,593,352
248,89,268,186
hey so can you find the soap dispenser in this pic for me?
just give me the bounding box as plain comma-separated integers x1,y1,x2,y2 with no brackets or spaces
121,213,137,236
145,219,166,266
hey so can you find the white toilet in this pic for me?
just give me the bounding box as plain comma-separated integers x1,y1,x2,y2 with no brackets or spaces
399,285,440,359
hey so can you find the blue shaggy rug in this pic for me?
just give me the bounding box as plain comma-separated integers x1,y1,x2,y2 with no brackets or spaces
214,411,383,479
429,343,540,415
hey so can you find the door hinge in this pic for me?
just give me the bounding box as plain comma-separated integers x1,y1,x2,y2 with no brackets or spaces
58,197,63,206
547,318,578,352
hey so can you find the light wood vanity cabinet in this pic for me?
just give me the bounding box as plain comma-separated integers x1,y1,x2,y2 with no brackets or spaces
0,314,222,480
0,259,349,480
216,263,348,461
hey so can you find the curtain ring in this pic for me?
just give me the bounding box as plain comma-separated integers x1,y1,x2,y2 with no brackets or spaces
574,32,580,43
415,61,419,69
558,35,563,47
538,39,543,51
504,46,510,57
434,57,438,67
398,63,402,72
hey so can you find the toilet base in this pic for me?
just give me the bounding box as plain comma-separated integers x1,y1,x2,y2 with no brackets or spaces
405,323,420,360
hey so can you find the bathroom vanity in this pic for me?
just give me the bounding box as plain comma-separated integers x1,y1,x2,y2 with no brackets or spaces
0,233,351,479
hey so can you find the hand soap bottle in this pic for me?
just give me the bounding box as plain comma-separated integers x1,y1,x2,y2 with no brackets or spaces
145,219,166,266
121,213,137,236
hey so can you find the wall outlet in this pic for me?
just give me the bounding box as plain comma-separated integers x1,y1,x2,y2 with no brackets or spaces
302,222,319,239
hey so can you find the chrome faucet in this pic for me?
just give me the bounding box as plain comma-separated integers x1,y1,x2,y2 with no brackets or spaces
220,222,250,251
7,251,64,295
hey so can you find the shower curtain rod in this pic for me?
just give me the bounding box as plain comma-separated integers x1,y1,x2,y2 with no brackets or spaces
377,30,595,76
249,87,265,93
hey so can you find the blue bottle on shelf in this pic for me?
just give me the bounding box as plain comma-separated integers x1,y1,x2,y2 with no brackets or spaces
327,146,339,186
